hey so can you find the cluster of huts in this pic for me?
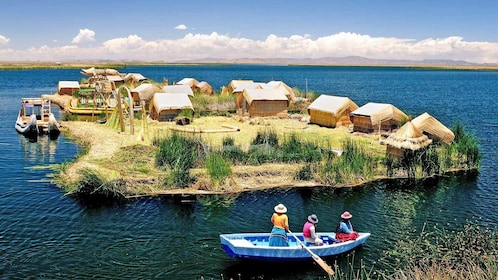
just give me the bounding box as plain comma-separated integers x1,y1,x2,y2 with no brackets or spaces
56,68,455,156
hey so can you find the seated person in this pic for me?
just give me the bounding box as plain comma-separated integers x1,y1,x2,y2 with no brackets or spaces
302,214,323,246
335,211,359,242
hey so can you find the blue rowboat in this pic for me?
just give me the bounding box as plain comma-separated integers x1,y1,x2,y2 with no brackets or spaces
220,232,370,262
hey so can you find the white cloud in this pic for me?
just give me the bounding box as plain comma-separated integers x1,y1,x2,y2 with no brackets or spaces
71,28,96,44
175,24,188,30
1,31,497,63
0,35,10,47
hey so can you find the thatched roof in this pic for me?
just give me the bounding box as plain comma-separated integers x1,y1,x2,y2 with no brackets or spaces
351,102,408,126
151,93,193,115
233,82,264,94
194,81,214,95
228,80,254,93
242,88,289,105
130,83,156,101
266,81,295,100
162,85,194,96
384,121,432,150
307,95,359,116
176,78,199,87
58,81,80,94
124,73,147,83
412,112,455,145
80,67,120,77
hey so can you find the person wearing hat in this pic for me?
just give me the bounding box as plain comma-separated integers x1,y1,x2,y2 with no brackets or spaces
302,214,323,246
335,211,359,242
269,203,290,246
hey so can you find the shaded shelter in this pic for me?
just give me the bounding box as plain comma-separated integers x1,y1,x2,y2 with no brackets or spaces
194,81,214,95
124,73,147,84
57,81,80,95
412,112,455,145
227,80,254,94
176,78,199,88
350,102,408,133
383,121,432,156
237,88,289,117
149,93,194,122
307,95,359,128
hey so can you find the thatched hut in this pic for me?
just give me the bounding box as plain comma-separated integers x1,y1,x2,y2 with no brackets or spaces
194,81,214,95
266,81,295,100
412,112,455,145
124,73,147,84
383,121,432,156
351,102,408,133
162,85,194,96
57,81,80,95
227,80,254,94
237,88,289,117
149,93,194,122
307,95,359,128
176,78,199,88
130,83,158,109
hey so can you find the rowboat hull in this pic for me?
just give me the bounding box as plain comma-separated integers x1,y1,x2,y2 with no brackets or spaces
220,232,370,262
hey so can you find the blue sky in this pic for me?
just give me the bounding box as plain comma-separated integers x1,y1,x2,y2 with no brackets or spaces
1,0,497,63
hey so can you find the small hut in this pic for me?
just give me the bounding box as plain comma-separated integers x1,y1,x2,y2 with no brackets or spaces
237,88,289,117
411,112,455,145
194,81,214,95
307,95,359,128
350,102,408,133
149,93,194,122
383,121,433,157
266,81,295,100
57,81,80,95
124,73,147,84
130,83,157,110
162,85,194,96
176,78,199,88
227,80,254,94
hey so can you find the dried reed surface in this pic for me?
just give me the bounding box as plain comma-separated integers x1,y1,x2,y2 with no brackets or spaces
58,116,385,196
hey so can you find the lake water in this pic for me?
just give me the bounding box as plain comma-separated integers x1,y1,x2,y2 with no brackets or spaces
0,65,497,279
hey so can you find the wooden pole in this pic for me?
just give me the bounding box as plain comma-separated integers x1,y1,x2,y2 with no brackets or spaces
117,90,125,132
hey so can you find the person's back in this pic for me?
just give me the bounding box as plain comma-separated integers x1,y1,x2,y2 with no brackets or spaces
302,214,323,246
335,211,359,242
269,204,289,246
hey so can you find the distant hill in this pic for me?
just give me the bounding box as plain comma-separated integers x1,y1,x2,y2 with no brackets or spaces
175,56,498,67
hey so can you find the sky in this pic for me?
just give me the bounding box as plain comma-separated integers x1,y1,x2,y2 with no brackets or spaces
1,0,498,64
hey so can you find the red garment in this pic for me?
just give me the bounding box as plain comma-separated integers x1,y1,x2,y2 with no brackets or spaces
302,221,313,238
336,231,359,242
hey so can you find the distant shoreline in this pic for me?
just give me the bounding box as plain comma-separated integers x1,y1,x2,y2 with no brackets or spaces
1,61,498,71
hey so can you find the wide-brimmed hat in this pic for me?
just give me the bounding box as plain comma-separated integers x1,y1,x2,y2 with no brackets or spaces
274,203,287,214
341,211,352,219
307,214,319,223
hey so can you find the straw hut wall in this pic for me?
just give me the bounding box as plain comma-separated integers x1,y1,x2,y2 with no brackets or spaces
307,95,359,128
57,81,80,95
384,121,433,157
351,102,408,133
237,88,289,117
412,112,455,145
149,93,194,122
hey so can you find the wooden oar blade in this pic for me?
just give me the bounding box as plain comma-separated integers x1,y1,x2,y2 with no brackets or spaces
312,255,334,276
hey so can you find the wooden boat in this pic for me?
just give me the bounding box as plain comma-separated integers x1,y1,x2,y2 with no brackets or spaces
15,97,60,139
220,232,370,262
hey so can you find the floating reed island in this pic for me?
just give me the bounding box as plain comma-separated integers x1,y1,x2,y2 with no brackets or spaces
40,67,480,201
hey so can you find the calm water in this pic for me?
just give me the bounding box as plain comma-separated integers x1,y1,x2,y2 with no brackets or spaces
0,66,497,279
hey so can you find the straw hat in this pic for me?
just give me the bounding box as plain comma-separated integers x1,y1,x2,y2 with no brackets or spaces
307,214,319,224
274,203,287,214
341,211,352,219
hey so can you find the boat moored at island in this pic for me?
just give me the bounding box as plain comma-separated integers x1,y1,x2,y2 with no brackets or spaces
15,97,60,139
220,232,370,262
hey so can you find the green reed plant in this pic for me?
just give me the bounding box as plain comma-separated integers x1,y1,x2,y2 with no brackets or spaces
380,223,498,279
206,153,232,190
72,168,125,200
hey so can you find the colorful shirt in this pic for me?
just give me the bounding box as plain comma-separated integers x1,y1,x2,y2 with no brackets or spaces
337,221,353,234
271,213,289,230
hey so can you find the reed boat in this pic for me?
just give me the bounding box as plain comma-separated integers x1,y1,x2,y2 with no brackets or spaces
15,97,60,139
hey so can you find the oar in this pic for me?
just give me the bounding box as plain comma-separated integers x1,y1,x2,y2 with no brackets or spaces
288,230,334,275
